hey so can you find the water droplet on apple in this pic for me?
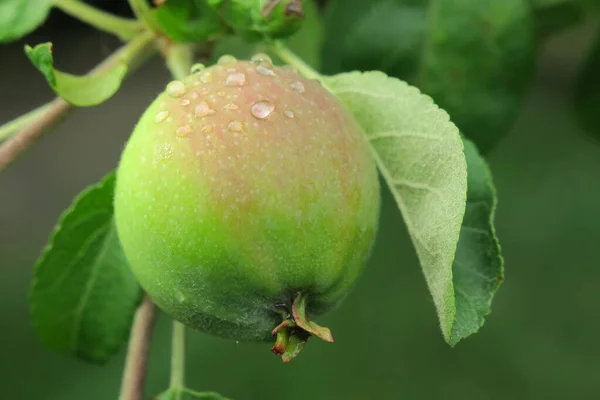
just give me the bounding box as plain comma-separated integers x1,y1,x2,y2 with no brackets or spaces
195,101,216,118
190,63,205,74
155,110,169,123
166,81,186,97
176,124,193,137
290,81,305,94
228,120,243,132
218,55,237,66
225,72,246,87
251,100,275,119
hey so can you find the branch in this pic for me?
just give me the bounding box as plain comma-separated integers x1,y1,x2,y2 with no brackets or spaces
0,32,157,174
170,321,187,389
54,0,144,40
128,0,165,35
119,296,157,400
0,98,71,172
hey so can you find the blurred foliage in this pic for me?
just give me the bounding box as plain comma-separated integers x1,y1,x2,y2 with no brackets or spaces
321,0,537,153
2,0,600,399
574,28,600,139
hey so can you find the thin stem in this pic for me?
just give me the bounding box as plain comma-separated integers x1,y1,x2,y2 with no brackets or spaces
0,103,56,142
271,40,322,81
128,0,165,35
170,321,187,389
54,0,144,41
0,32,157,174
165,43,194,81
119,296,158,400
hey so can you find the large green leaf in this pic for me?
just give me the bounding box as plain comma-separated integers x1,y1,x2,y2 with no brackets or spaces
325,71,468,344
322,0,536,153
25,43,127,106
574,29,600,140
450,138,504,344
0,0,53,42
30,172,142,362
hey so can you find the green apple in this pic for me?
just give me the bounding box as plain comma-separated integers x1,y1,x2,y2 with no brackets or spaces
114,55,380,362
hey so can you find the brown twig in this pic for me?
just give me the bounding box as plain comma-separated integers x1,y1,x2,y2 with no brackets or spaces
119,296,157,400
0,31,156,174
0,98,72,172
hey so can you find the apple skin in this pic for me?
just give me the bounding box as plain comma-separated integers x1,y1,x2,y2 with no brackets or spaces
114,57,380,342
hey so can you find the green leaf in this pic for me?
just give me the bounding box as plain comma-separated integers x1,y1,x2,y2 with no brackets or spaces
574,29,600,139
0,0,53,42
30,172,142,363
25,42,127,106
153,0,225,42
325,71,468,344
156,388,230,400
450,138,504,345
321,0,536,153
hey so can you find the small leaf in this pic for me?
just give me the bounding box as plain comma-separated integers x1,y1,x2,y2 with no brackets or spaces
25,43,127,106
0,0,53,42
30,172,142,363
574,29,600,139
321,0,536,153
325,71,467,344
450,138,504,345
153,0,225,43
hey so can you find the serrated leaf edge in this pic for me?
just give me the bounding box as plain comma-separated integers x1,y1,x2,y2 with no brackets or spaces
28,172,136,363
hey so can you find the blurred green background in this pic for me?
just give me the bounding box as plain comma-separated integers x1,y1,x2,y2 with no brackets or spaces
1,3,600,400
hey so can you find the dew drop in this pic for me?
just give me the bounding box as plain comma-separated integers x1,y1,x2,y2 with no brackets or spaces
166,80,186,97
200,124,214,133
180,98,191,106
251,100,275,119
251,53,273,67
217,55,237,65
225,72,246,87
256,65,276,76
290,81,305,94
282,65,297,74
284,110,295,118
199,71,212,83
223,103,239,111
228,120,243,132
217,91,226,97
176,124,193,137
155,110,169,123
199,87,210,95
175,291,186,303
190,63,205,74
195,101,216,118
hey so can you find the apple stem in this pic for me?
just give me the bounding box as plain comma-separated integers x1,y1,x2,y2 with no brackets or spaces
271,292,334,362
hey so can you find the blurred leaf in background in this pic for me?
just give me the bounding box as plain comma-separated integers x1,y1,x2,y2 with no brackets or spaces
574,28,600,139
322,0,537,153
